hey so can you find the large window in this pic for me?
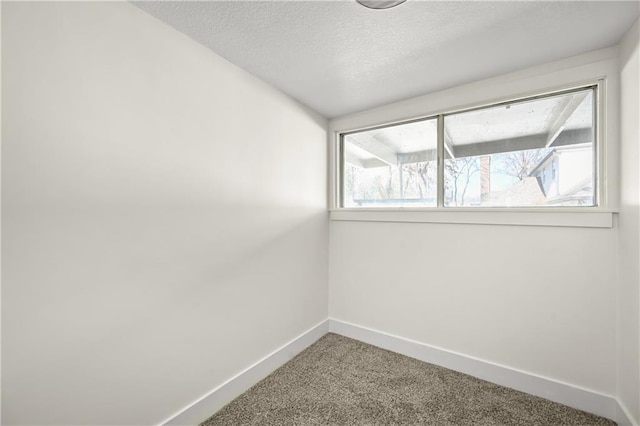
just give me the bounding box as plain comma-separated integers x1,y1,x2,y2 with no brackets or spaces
339,85,597,209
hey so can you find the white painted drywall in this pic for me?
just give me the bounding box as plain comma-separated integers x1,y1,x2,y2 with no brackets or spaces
330,221,617,393
329,49,621,399
1,2,327,425
618,18,640,425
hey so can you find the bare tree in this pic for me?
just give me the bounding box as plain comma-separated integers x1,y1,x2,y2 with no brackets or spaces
344,164,357,200
374,166,396,200
445,157,480,206
402,161,435,199
501,149,549,181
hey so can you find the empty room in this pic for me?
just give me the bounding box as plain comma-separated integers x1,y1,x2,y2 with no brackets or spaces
2,1,639,425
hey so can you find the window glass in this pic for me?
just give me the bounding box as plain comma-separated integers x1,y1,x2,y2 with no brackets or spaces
443,88,595,207
338,86,597,209
342,118,437,207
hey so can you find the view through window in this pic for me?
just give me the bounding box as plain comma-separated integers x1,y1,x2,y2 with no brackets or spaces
342,119,437,208
340,86,596,208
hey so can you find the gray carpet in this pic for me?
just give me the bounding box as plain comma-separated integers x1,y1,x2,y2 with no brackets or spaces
201,333,615,425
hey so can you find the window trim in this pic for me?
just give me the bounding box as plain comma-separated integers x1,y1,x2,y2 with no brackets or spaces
329,209,614,228
332,79,612,225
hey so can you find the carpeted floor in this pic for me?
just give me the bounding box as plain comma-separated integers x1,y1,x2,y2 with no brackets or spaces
201,333,616,425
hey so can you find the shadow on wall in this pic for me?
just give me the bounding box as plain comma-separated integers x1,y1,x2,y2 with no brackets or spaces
2,203,328,424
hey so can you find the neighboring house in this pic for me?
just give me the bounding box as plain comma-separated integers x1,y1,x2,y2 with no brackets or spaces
528,143,594,206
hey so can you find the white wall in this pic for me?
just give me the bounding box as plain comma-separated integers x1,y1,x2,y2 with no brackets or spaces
1,3,327,425
330,222,617,391
329,48,621,398
618,18,640,425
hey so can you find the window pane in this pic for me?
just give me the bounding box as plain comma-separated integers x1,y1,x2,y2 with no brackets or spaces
342,119,437,207
443,88,595,207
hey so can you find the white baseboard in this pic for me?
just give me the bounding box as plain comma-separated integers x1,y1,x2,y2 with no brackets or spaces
158,317,635,426
159,320,329,426
616,400,639,426
329,318,620,422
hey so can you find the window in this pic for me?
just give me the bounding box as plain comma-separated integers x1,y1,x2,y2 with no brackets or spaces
338,85,597,209
342,118,437,207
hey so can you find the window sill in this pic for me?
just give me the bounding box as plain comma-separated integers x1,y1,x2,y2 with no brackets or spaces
329,208,615,228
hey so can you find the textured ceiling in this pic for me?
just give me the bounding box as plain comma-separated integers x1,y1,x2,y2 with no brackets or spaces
133,1,639,118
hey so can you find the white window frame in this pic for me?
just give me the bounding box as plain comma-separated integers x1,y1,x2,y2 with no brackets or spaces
337,83,601,209
329,72,618,228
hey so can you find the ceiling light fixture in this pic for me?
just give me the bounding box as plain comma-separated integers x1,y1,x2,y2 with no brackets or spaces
356,0,407,10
